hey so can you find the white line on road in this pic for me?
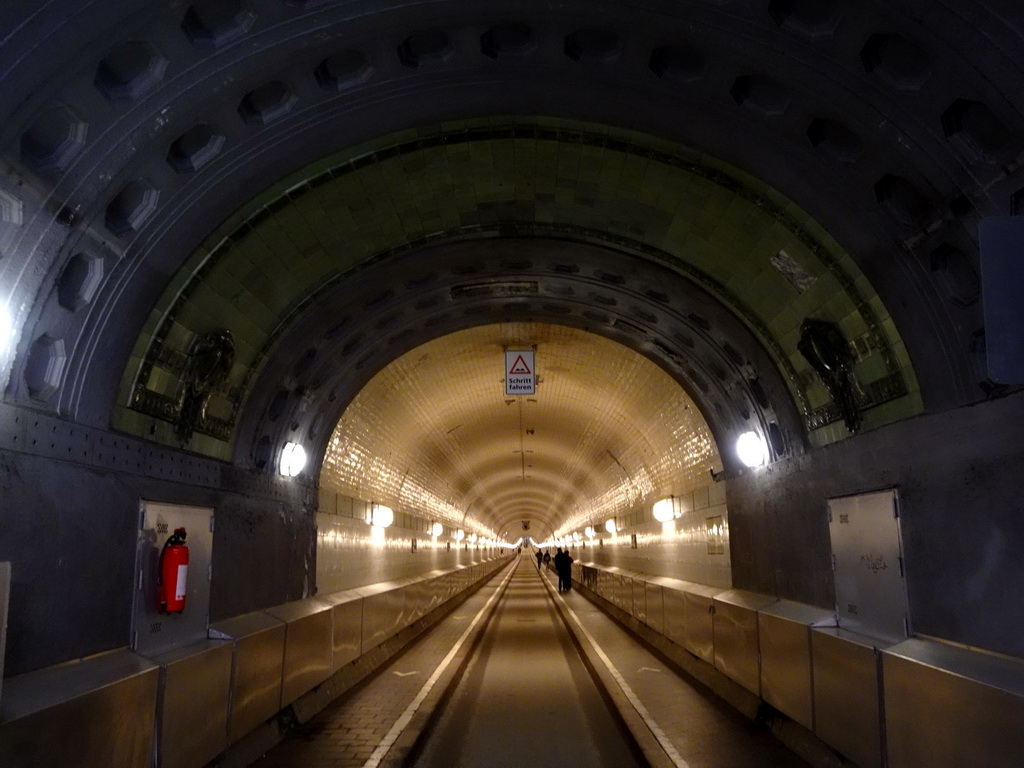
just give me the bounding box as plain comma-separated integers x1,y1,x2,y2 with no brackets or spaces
363,563,517,768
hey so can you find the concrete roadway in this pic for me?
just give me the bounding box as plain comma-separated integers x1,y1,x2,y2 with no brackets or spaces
251,554,810,767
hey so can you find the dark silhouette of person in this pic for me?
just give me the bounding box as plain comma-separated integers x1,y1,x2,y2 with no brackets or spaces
561,549,574,592
554,548,574,591
535,548,543,569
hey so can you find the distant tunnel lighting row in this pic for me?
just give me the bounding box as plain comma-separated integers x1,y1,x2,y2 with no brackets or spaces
283,429,765,538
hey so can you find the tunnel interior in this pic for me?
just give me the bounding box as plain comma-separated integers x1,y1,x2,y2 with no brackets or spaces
1,4,1024,764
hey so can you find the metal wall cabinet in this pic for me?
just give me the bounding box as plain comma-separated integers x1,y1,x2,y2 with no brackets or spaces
151,639,232,768
712,589,777,695
758,601,836,730
811,628,888,768
882,638,1024,768
683,583,723,664
0,649,159,767
209,611,287,744
265,598,334,707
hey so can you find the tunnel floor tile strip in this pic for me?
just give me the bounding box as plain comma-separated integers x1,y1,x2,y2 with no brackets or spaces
362,564,517,768
250,563,514,768
540,566,811,768
538,567,691,768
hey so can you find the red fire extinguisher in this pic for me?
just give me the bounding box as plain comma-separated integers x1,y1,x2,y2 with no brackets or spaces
157,527,189,614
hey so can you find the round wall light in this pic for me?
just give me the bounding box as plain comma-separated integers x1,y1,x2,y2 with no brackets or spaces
279,441,307,477
653,497,675,522
736,431,767,468
605,519,616,534
370,504,394,528
431,522,443,537
584,526,595,538
454,529,465,541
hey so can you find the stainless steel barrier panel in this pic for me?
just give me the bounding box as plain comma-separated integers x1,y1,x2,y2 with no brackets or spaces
811,627,887,768
683,583,722,664
360,582,401,651
612,572,627,611
758,601,836,731
882,638,1024,768
712,589,777,695
628,577,646,623
265,598,334,707
387,580,412,634
209,611,287,744
151,639,232,768
643,581,664,634
661,581,689,647
320,590,363,673
0,649,159,768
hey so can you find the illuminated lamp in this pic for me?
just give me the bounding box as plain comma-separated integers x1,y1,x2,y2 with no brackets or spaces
279,442,307,477
653,497,675,523
370,504,394,528
736,431,767,468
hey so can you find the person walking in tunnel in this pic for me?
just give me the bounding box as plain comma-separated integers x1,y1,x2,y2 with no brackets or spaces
561,549,574,592
535,548,543,569
554,547,573,591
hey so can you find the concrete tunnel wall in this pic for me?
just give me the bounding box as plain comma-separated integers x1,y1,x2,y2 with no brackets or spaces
1,387,1024,677
0,388,1023,766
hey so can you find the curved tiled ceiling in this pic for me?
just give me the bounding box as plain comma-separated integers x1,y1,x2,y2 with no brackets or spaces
320,323,723,539
0,2,1020,531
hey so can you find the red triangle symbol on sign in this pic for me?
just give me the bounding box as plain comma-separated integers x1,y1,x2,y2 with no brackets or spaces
509,355,532,375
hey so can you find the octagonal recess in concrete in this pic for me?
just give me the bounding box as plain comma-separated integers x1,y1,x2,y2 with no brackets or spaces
398,30,456,68
238,81,297,125
57,253,105,312
105,180,160,236
315,51,375,91
649,45,706,83
24,335,67,401
861,33,932,92
167,124,226,173
95,40,168,103
20,106,88,174
481,24,537,60
181,0,256,49
564,29,621,64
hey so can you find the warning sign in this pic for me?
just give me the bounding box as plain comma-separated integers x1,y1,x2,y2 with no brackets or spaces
505,349,536,395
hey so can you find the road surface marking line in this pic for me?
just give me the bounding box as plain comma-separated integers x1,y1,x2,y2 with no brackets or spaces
362,563,516,768
554,583,691,768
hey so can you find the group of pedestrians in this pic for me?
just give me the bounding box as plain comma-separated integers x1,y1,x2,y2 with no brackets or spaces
534,546,574,591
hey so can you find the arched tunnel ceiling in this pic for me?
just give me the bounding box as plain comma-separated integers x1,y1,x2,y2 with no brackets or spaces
113,127,918,464
319,323,723,540
0,1,1020,475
